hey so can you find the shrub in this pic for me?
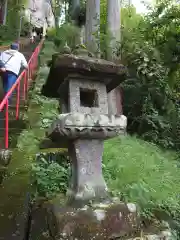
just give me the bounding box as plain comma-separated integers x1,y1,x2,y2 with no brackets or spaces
31,152,70,199
20,21,31,37
0,25,14,42
119,2,180,150
46,28,57,41
53,23,80,50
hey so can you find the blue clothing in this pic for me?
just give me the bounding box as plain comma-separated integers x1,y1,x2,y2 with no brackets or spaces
2,71,17,104
11,43,19,50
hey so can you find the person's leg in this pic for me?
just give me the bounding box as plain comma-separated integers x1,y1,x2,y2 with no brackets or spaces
2,72,9,95
4,72,17,104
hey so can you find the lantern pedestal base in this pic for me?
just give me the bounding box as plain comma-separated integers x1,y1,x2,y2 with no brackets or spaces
45,198,139,240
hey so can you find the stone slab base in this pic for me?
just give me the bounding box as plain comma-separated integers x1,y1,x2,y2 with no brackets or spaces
45,198,140,239
0,149,12,166
29,203,51,240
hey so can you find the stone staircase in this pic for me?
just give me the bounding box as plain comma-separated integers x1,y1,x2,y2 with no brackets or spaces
0,41,39,153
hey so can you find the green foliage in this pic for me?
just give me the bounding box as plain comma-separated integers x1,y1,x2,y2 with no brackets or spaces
104,137,180,236
53,23,80,50
31,153,70,198
121,41,175,148
46,22,81,51
103,137,180,219
0,0,28,42
117,2,180,150
0,26,11,45
144,0,180,84
20,20,31,37
46,28,57,41
99,0,180,149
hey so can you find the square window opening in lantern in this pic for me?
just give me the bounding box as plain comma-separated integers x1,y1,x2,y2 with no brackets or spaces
80,88,99,108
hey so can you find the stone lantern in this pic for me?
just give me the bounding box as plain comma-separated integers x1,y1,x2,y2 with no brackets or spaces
41,47,139,239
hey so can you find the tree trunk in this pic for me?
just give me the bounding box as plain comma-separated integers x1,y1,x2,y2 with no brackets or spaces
106,0,123,115
71,0,80,16
65,0,69,22
106,0,121,61
85,0,100,56
3,0,8,25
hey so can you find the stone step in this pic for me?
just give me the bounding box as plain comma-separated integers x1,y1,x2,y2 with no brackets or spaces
0,165,8,184
0,109,26,122
8,104,27,110
0,119,26,132
0,90,30,104
0,130,23,148
29,202,48,240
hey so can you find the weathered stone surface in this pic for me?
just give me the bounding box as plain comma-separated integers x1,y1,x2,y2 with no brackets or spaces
41,53,127,99
67,139,108,204
46,113,127,145
132,231,173,240
51,113,127,127
45,199,140,240
53,54,126,77
68,78,108,114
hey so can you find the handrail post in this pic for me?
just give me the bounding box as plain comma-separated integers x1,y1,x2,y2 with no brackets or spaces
5,101,9,149
29,61,31,81
32,59,34,78
16,81,20,120
27,62,30,82
23,71,27,101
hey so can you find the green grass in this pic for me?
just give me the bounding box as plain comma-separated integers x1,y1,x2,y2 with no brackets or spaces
103,136,180,218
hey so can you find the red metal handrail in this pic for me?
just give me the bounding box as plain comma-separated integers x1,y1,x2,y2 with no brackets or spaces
0,39,44,149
